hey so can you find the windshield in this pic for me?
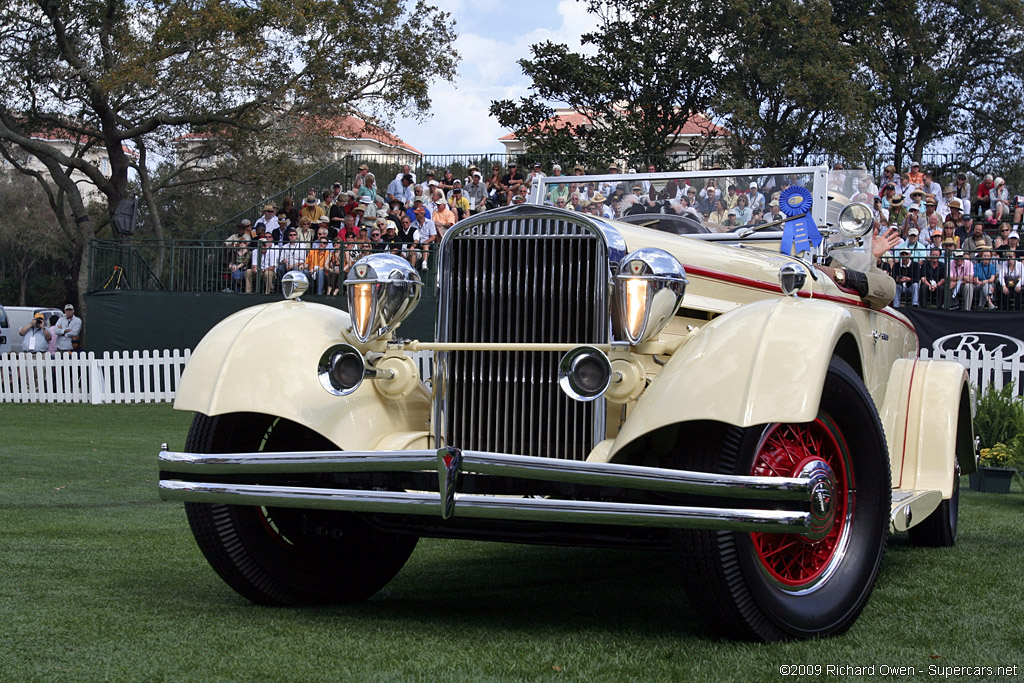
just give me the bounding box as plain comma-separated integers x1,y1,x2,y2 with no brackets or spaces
532,167,827,233
0,305,7,328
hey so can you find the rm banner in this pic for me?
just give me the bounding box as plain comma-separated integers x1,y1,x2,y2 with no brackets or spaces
901,308,1024,360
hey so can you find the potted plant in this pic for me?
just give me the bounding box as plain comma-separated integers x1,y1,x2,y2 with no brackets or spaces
970,442,1018,494
970,383,1024,494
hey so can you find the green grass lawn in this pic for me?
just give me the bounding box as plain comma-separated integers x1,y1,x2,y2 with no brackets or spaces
2,404,1022,682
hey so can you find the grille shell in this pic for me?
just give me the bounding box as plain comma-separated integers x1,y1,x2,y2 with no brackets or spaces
435,210,612,460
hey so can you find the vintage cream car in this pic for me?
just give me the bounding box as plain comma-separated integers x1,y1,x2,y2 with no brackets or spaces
158,166,974,641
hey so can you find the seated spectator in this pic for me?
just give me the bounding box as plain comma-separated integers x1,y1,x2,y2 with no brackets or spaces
358,174,378,202
907,160,923,186
299,192,325,224
353,163,371,191
275,228,307,284
943,198,964,226
976,174,994,215
366,223,386,253
440,169,457,194
887,194,907,227
940,221,960,248
294,217,315,245
962,222,991,253
709,198,729,226
734,194,752,224
897,172,915,198
449,186,470,220
255,205,278,235
891,250,920,307
991,177,1010,221
386,173,415,208
998,252,1023,310
247,237,278,294
997,230,1020,256
432,198,457,236
502,163,524,205
953,172,971,206
486,165,504,208
280,197,299,225
900,227,928,260
464,172,487,214
394,214,419,267
412,206,438,270
948,251,975,310
919,248,946,307
974,250,998,310
273,210,292,240
227,240,249,293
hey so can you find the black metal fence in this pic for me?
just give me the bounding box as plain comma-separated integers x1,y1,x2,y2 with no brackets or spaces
88,239,439,295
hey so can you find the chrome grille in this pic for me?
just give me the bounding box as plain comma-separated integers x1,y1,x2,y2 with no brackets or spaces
437,212,609,460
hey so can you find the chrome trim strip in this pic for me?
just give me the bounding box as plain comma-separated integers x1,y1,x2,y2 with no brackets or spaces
158,480,811,533
159,448,810,500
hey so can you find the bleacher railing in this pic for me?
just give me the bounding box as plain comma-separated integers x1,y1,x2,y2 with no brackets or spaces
88,239,437,294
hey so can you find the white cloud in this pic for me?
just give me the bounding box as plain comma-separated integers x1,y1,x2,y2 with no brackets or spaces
391,1,600,154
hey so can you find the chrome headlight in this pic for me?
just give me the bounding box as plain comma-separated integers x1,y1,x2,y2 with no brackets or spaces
614,248,687,345
344,254,422,343
837,202,873,238
281,271,309,300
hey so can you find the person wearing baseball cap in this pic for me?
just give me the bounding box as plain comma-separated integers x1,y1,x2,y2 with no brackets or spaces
55,304,83,352
501,163,524,205
19,312,52,353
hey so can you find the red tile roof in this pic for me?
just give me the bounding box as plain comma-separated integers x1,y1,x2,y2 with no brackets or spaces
315,116,421,155
499,111,727,141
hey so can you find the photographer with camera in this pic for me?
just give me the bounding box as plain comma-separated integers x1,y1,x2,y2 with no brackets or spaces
19,312,51,354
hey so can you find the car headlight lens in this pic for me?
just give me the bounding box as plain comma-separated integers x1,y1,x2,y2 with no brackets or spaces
318,344,368,396
837,202,874,238
615,248,688,345
344,254,422,343
558,346,613,401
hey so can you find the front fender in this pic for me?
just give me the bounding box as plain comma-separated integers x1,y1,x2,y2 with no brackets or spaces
175,301,431,450
610,298,862,460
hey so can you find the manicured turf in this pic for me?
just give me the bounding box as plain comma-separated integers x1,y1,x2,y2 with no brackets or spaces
2,403,1022,681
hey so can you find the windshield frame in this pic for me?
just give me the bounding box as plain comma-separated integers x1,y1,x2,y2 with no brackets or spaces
531,165,830,231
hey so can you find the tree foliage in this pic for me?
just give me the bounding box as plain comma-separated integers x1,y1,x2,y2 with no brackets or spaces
0,0,458,305
718,0,871,167
841,0,1024,171
493,0,1024,173
489,0,730,167
0,170,75,305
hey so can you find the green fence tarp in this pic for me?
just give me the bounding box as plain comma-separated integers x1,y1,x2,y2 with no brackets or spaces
83,290,437,354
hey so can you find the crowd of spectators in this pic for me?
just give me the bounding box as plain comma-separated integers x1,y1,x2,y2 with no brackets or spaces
221,158,1022,310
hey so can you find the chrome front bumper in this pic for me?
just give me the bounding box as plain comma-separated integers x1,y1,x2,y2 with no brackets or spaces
158,447,834,537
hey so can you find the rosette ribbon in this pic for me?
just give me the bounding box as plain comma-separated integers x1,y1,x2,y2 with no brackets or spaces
778,186,821,255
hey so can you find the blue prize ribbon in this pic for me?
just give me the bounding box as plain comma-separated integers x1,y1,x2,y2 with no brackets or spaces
778,186,821,255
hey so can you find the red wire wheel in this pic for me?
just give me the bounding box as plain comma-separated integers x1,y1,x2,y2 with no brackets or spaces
748,417,853,591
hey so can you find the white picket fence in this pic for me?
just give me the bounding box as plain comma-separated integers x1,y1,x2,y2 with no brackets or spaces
0,349,191,404
0,347,1018,404
918,348,1024,394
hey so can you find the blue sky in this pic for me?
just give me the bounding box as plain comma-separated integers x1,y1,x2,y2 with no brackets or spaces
390,0,597,154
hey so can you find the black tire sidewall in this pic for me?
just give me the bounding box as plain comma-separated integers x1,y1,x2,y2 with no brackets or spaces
730,358,891,638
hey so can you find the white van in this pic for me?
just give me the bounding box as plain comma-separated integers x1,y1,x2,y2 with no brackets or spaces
3,306,64,353
0,304,10,355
